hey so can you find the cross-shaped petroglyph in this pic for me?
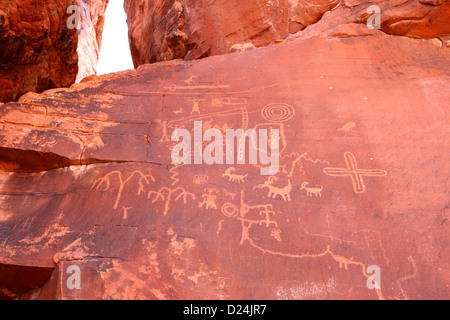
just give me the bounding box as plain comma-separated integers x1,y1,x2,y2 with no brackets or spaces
323,152,387,194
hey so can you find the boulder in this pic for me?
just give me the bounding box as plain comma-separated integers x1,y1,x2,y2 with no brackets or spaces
0,29,448,299
124,0,450,66
0,0,108,103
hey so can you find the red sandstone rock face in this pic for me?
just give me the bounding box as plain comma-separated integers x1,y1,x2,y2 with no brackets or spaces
124,0,450,67
0,28,449,299
75,0,109,83
0,0,108,103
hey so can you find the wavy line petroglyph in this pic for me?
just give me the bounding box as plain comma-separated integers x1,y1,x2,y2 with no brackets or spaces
285,152,330,178
218,189,386,300
395,256,417,300
169,164,185,187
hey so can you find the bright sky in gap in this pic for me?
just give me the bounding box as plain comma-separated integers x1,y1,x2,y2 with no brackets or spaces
97,0,134,75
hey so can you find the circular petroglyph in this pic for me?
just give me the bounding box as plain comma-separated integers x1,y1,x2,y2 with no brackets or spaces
193,174,209,185
261,103,295,123
221,203,239,218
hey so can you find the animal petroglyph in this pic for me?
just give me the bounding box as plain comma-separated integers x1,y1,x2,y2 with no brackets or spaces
300,182,323,198
338,122,356,132
223,167,248,183
184,75,197,85
323,152,387,194
254,176,292,201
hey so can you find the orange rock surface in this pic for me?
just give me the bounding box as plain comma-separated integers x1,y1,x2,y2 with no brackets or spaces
0,0,108,103
124,0,450,66
0,0,449,300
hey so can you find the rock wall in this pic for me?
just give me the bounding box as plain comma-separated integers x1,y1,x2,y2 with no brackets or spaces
0,0,449,300
124,0,450,67
0,0,108,103
0,28,449,299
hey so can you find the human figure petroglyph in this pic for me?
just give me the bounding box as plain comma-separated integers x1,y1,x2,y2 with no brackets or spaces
156,120,170,143
189,98,205,115
199,188,218,210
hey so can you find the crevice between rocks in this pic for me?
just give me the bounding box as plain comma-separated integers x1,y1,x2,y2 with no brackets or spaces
0,147,166,174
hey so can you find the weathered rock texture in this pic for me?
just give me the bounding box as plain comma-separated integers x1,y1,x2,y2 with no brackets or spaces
124,0,450,67
0,0,108,103
75,0,109,83
0,24,449,299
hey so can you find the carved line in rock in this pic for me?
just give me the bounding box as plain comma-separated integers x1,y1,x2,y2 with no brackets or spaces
91,170,156,210
148,187,196,216
220,190,386,300
323,152,387,194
